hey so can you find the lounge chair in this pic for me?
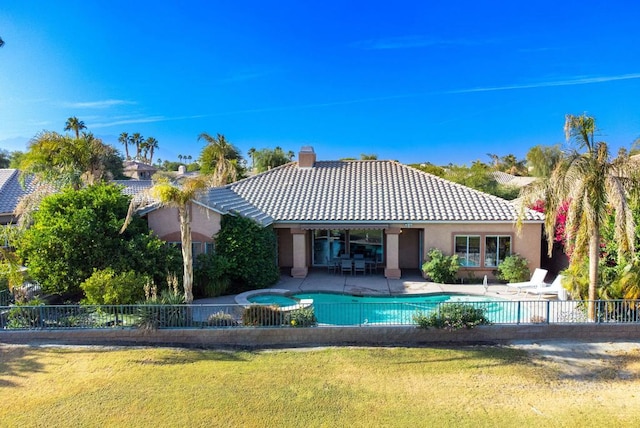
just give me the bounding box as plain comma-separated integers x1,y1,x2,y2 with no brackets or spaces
354,259,366,275
526,275,568,300
505,268,548,294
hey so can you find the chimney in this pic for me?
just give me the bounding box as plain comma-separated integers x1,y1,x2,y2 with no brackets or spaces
178,165,186,175
298,146,316,168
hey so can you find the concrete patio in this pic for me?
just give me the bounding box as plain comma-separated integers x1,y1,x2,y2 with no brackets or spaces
196,269,537,304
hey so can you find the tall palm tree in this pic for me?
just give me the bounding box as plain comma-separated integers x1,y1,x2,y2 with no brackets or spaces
145,137,159,165
130,133,144,161
520,114,636,321
121,175,213,303
0,37,5,48
64,117,86,139
198,133,240,184
118,132,130,160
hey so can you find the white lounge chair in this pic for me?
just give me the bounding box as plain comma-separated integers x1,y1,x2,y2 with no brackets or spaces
526,275,568,300
505,268,548,294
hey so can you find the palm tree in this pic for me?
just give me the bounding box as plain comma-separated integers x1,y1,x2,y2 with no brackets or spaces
118,132,130,160
64,117,86,139
121,175,212,303
198,133,240,184
0,37,5,48
178,154,184,163
520,114,636,321
130,133,144,161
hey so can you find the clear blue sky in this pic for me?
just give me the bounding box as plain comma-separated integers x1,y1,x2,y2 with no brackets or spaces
1,1,640,165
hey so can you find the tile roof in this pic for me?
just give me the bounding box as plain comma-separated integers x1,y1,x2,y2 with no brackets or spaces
0,169,38,215
491,171,537,187
200,161,544,224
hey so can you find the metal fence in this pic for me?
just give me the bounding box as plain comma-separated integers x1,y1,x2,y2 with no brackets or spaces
0,289,12,307
1,299,639,330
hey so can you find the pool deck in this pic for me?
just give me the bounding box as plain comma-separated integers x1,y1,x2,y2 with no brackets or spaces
195,269,540,305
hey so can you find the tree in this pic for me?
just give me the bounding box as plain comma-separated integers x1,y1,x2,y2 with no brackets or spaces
118,132,130,160
131,133,144,160
121,175,210,303
0,37,4,48
17,183,179,296
360,154,378,160
0,149,10,168
20,131,122,189
526,144,563,178
64,117,86,139
520,114,636,321
253,146,292,172
198,133,242,183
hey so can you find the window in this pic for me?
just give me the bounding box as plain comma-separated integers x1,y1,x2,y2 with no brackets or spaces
455,235,480,267
485,236,511,267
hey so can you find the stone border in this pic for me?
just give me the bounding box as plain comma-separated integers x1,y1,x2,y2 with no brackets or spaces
234,289,313,312
2,324,639,349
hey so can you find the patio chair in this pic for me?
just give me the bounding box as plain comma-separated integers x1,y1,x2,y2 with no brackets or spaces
354,259,366,275
526,275,568,300
340,259,353,275
325,256,338,274
505,268,548,294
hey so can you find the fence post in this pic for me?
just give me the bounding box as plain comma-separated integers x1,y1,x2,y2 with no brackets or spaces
517,301,521,324
546,300,550,324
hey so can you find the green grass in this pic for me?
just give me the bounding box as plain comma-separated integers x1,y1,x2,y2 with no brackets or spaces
1,344,639,427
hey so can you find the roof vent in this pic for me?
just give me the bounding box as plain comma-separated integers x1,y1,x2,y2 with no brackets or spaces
298,146,316,168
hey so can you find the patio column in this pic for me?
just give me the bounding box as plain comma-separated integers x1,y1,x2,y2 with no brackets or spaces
290,228,308,278
384,228,402,279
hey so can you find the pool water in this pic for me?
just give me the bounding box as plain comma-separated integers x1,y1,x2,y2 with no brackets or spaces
247,292,512,325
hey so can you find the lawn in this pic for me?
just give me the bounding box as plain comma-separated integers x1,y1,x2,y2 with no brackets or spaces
1,344,639,427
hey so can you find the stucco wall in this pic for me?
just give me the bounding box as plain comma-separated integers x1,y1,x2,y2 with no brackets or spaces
422,222,543,280
2,324,638,348
147,204,221,242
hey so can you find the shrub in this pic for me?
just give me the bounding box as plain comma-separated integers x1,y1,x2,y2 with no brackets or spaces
81,268,147,305
422,248,460,283
6,298,45,329
207,311,238,327
214,215,280,293
136,280,187,330
194,253,232,298
496,254,530,283
287,307,317,327
241,305,283,326
413,303,491,330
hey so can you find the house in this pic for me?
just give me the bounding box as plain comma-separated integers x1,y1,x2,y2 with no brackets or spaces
0,169,38,226
123,161,157,180
144,147,544,280
491,171,537,188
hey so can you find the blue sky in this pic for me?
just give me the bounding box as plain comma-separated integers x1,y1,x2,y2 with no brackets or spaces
1,1,640,165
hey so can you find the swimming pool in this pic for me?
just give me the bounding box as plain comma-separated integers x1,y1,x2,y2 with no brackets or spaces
247,292,515,325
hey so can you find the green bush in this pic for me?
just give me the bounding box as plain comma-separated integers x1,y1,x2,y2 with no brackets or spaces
495,254,530,283
287,307,317,327
81,268,147,305
241,305,283,326
413,303,491,330
214,215,280,293
194,253,232,298
422,248,460,283
136,287,187,330
6,298,45,329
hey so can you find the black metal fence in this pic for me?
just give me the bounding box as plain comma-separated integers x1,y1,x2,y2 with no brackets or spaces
1,299,639,330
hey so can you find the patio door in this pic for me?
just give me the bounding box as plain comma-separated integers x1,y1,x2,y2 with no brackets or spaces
312,230,346,266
